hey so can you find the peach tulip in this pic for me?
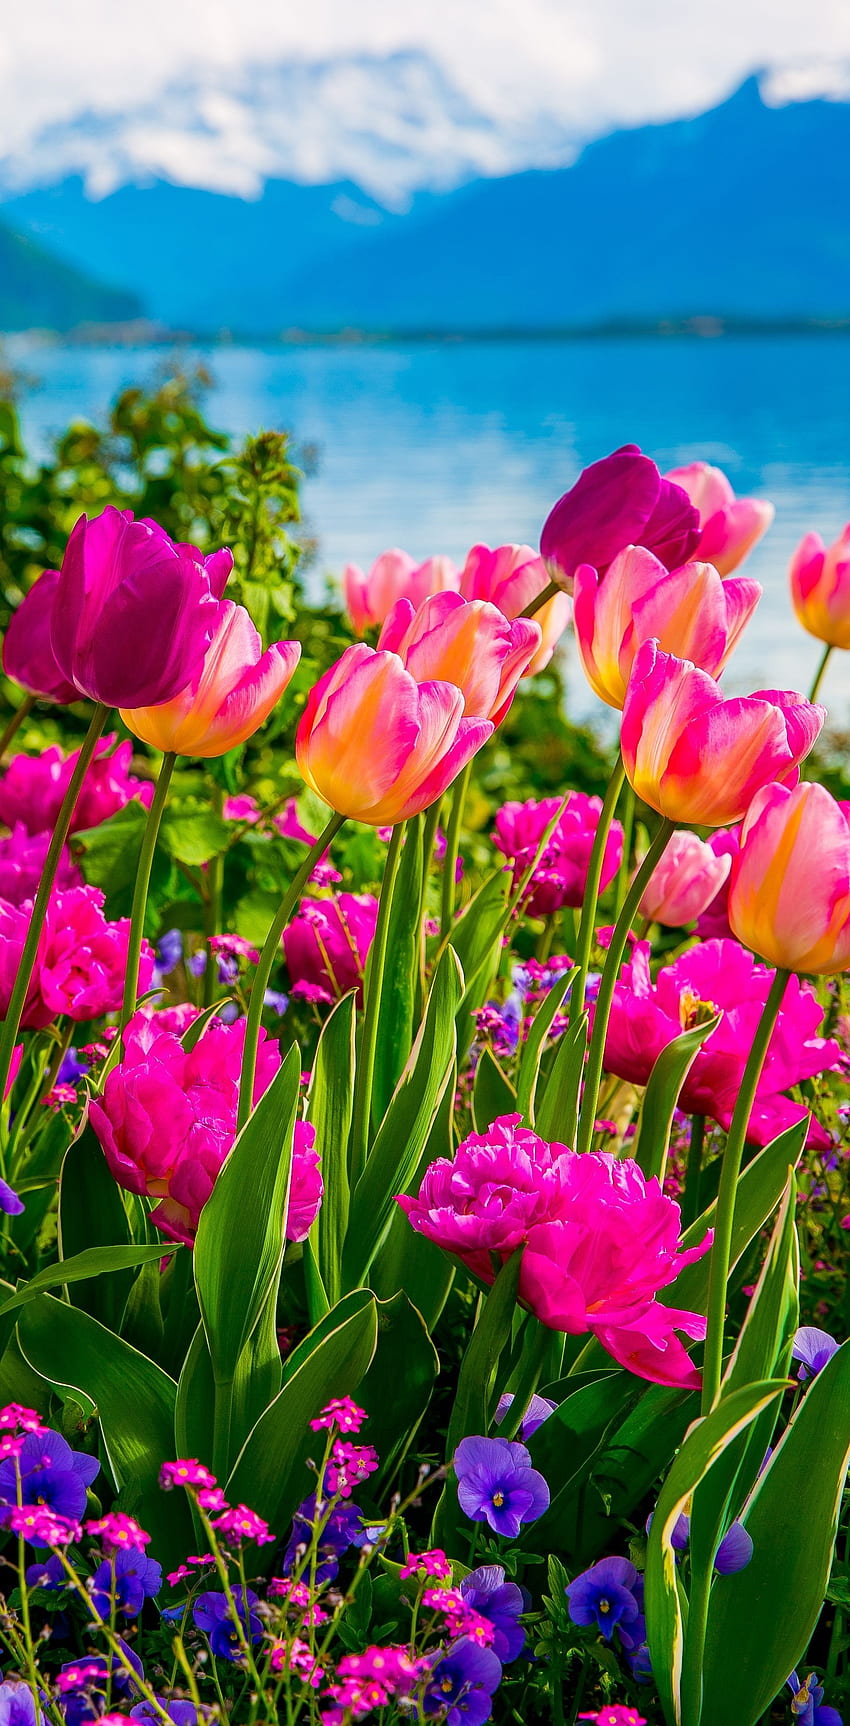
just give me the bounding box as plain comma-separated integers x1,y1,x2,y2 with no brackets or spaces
121,600,300,758
573,547,761,709
789,525,850,650
460,542,571,674
637,828,732,926
728,781,850,974
665,462,774,576
621,641,824,827
377,591,541,726
343,549,459,635
295,643,492,825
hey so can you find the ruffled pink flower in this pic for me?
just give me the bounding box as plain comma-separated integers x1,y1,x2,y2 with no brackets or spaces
89,1015,321,1244
283,893,378,1007
637,829,732,927
0,885,154,1029
343,549,459,635
459,542,571,674
399,1114,709,1387
377,591,541,727
599,937,841,1147
665,462,774,575
2,569,80,704
0,735,152,837
492,793,623,917
0,823,81,905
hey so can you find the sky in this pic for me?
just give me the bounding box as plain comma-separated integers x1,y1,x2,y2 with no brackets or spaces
1,0,849,158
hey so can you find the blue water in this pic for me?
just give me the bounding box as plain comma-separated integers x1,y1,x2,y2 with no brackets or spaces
9,332,850,724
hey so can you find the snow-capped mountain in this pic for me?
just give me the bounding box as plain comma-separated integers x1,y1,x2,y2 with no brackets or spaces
0,50,579,208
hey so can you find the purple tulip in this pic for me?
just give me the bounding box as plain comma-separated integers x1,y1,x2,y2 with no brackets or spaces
540,445,701,592
2,570,80,705
454,1435,550,1537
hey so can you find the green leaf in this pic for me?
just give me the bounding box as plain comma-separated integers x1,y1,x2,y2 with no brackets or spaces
535,1013,588,1147
525,1372,639,1553
372,815,424,1124
342,946,462,1290
75,802,167,916
358,1294,439,1493
472,1046,516,1134
447,871,510,1058
446,1251,524,1459
175,1321,216,1467
282,1288,376,1385
633,1015,721,1183
160,807,231,866
370,1073,457,1330
515,969,574,1127
0,1244,175,1321
568,1379,699,1566
307,993,355,1307
58,1126,134,1332
700,1340,850,1726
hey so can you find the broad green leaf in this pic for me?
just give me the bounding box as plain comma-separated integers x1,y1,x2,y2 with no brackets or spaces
446,1251,523,1459
342,947,462,1290
535,1013,588,1147
700,1340,850,1726
447,871,510,1058
370,1073,457,1330
526,1371,638,1554
58,1126,134,1333
307,992,355,1306
515,969,574,1126
175,1322,216,1467
358,1293,439,1493
160,807,231,866
282,1288,376,1385
0,1244,174,1321
75,802,167,917
569,1379,698,1566
372,814,423,1124
472,1046,516,1134
633,1015,721,1183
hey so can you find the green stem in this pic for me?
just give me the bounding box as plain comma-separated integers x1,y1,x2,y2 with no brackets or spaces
440,760,471,939
349,821,406,1184
498,1320,550,1439
237,811,345,1133
520,578,561,620
203,783,225,1009
0,702,109,1100
700,967,791,1414
0,692,36,760
120,751,176,1030
576,817,673,1156
613,779,636,917
568,753,626,1031
809,642,832,703
683,1113,707,1230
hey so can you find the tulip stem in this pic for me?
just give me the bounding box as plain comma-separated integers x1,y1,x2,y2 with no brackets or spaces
237,812,346,1134
809,643,832,703
568,753,626,1032
0,701,110,1103
700,966,790,1414
120,751,176,1032
576,817,674,1156
683,1113,706,1230
613,779,636,916
0,692,36,760
440,761,471,939
349,820,406,1185
520,579,560,620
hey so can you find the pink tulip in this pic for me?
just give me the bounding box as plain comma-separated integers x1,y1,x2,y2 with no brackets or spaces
51,507,233,707
789,524,850,649
283,893,378,1007
492,794,623,917
120,600,300,758
573,548,761,708
728,781,850,975
0,736,152,837
377,592,541,726
459,542,571,674
343,548,460,635
2,570,80,704
637,829,732,926
398,1114,711,1388
0,885,155,1029
89,1014,322,1245
296,643,492,826
621,641,824,826
540,445,701,593
665,462,774,575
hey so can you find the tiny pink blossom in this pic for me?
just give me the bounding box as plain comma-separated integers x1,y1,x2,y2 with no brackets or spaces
159,1459,217,1490
84,1513,150,1550
212,1505,274,1545
309,1397,367,1435
325,1442,379,1497
11,1506,81,1545
399,1548,452,1580
197,1487,228,1512
0,1403,46,1432
55,1664,107,1694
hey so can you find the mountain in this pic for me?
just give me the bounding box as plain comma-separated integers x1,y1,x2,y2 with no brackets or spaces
0,216,143,332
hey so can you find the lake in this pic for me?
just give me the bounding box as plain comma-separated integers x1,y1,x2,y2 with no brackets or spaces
9,332,850,726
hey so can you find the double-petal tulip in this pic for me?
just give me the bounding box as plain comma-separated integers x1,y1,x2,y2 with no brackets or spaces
2,570,79,704
573,548,761,708
120,600,300,758
377,592,541,726
637,828,732,926
789,524,850,649
296,643,492,825
728,782,850,974
621,641,824,826
459,542,571,674
50,507,233,707
540,444,701,592
665,462,774,575
343,548,459,635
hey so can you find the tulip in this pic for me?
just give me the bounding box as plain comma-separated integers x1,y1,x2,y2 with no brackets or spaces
295,643,492,826
573,548,761,709
789,524,850,650
620,641,824,826
2,570,79,704
0,736,152,837
637,828,732,926
728,781,850,974
695,827,741,940
343,548,459,635
50,506,233,707
540,444,701,592
283,892,378,1006
377,592,541,726
665,462,774,575
459,542,571,674
120,600,300,758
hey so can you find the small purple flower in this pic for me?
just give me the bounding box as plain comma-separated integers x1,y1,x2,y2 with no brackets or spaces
459,1565,529,1662
424,1637,502,1726
565,1557,642,1642
56,1048,89,1088
0,1681,47,1726
0,1429,100,1536
131,1704,203,1725
25,1552,67,1591
0,1179,24,1216
187,951,207,978
263,988,289,1015
454,1436,549,1538
58,1643,143,1726
90,1545,162,1617
713,1522,753,1575
192,1588,262,1661
494,1392,557,1441
792,1327,840,1382
281,1493,364,1584
786,1670,843,1724
156,929,184,976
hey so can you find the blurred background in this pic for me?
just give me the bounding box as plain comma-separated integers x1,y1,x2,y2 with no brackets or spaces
0,0,848,718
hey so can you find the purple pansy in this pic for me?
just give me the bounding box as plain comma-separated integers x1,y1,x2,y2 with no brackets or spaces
792,1328,840,1382
565,1557,643,1643
90,1545,162,1617
58,1643,143,1726
494,1392,557,1441
0,1681,47,1726
459,1565,529,1662
131,1704,203,1725
192,1589,263,1661
424,1637,503,1726
0,1179,24,1217
454,1437,550,1538
0,1429,100,1538
281,1494,364,1584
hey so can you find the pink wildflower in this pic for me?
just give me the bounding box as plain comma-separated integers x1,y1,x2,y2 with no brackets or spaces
310,1398,367,1435
159,1460,217,1490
